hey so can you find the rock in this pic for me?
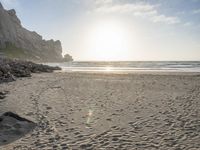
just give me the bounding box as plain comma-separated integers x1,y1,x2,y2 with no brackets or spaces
63,54,73,62
0,112,36,146
3,112,33,122
8,9,16,16
0,58,61,84
0,2,3,9
0,2,72,62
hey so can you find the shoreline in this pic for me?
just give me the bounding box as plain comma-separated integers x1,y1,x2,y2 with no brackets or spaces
46,61,200,73
0,72,200,149
56,70,200,75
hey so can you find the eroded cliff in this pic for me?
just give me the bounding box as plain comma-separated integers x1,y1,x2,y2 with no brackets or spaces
0,2,69,62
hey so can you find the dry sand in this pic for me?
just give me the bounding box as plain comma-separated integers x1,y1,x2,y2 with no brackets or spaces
0,72,200,150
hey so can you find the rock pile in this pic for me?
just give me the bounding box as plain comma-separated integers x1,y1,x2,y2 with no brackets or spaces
0,58,61,83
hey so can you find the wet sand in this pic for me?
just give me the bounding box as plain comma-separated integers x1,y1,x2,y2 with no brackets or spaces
0,72,200,149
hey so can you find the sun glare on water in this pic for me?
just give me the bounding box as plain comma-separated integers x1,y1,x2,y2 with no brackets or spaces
85,20,135,61
105,66,113,72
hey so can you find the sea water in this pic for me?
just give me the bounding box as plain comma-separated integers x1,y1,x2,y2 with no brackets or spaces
46,61,200,72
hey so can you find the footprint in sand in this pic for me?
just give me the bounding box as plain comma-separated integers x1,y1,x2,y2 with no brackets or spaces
0,91,9,99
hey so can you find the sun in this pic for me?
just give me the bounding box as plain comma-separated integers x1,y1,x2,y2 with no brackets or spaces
85,20,133,61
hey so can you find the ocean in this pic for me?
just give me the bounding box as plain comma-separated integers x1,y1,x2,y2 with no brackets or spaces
46,61,200,73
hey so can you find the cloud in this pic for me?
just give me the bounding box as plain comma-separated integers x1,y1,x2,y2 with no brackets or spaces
152,15,180,24
193,9,200,14
94,0,113,5
91,2,180,25
95,3,156,14
183,22,193,27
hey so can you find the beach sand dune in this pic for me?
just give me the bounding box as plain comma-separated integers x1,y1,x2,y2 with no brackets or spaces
0,72,200,149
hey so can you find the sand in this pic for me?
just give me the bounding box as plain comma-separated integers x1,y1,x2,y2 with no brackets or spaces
0,72,200,150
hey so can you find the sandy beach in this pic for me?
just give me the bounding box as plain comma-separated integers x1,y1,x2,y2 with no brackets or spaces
0,72,200,150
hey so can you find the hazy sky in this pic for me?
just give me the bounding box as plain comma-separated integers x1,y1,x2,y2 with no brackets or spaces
1,0,200,61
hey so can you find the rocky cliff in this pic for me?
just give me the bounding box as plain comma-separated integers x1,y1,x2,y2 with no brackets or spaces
0,2,70,62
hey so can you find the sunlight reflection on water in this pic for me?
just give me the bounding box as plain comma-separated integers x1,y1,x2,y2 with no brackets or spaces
105,66,113,72
46,61,200,73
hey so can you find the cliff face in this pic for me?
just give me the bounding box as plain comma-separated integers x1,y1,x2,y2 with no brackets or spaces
0,2,65,62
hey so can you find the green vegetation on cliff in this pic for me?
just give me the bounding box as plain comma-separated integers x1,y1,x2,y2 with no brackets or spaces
0,43,46,61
